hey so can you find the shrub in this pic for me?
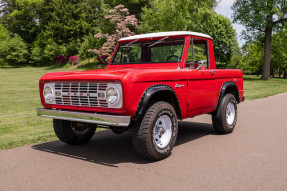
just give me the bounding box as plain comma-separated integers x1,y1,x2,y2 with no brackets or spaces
88,49,109,64
43,39,62,62
54,55,67,63
69,55,80,65
79,35,98,61
60,42,78,58
30,45,44,65
0,34,29,66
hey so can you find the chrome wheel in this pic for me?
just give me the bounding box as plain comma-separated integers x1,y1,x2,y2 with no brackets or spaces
226,102,235,125
153,115,172,148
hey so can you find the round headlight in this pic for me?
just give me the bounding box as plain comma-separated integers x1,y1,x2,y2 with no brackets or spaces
43,86,53,101
106,87,119,105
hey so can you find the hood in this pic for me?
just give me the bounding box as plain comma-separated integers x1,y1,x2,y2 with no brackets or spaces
40,68,130,81
40,67,188,83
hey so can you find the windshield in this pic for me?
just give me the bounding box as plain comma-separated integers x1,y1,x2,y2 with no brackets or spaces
111,38,185,64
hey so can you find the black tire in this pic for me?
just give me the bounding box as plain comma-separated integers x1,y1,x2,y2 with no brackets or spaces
132,101,178,161
212,94,238,134
53,119,96,145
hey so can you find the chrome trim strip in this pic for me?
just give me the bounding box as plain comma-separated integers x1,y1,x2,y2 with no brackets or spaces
36,108,130,127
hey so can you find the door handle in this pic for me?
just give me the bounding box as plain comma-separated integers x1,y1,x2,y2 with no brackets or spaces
210,71,216,76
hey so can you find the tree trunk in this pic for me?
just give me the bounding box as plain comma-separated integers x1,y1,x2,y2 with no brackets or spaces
279,69,282,78
262,15,273,80
284,69,287,79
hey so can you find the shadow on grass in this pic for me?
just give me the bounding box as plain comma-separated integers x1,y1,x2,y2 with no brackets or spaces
77,62,107,70
32,121,215,167
243,75,287,82
0,66,20,69
243,76,261,81
44,63,72,70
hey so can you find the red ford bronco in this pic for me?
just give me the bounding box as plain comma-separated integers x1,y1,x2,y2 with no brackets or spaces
37,31,244,161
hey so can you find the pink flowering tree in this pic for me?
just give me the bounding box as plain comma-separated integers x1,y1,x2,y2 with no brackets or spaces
89,5,138,64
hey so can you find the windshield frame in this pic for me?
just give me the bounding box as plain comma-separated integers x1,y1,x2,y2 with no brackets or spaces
110,37,186,65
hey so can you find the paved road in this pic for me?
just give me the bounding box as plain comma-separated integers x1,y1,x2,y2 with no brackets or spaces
1,93,287,191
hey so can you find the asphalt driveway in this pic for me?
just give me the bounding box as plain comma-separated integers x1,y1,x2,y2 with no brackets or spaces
1,93,287,191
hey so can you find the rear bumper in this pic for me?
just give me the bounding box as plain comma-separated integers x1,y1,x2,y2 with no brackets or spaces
36,108,131,127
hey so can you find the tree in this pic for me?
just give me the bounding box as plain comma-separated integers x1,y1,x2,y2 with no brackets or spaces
271,28,287,78
241,42,264,75
200,13,238,67
105,0,149,20
0,24,9,40
140,0,217,32
232,0,287,80
0,0,43,44
140,0,237,66
42,0,95,49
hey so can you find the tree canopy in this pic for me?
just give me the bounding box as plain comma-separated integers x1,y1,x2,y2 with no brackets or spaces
42,0,96,48
1,0,285,76
232,0,287,80
140,0,217,32
140,0,237,66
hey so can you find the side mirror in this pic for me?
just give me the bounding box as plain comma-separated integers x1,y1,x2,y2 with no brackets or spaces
196,60,207,70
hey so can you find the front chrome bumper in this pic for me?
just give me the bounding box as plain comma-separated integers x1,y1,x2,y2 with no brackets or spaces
36,108,131,127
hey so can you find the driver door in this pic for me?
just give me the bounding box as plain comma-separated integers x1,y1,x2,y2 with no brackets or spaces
186,37,217,112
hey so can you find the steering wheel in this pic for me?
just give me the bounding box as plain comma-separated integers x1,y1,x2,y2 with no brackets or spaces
166,55,180,61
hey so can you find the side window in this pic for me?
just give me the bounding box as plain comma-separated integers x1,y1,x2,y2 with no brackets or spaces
186,38,209,69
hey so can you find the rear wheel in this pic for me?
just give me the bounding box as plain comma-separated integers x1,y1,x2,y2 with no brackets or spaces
212,94,238,134
132,101,178,161
53,119,96,145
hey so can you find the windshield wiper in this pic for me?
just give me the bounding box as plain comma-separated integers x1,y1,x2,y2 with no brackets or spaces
148,37,168,47
123,39,139,47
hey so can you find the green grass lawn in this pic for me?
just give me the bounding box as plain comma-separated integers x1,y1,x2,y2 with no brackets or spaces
0,66,80,150
244,75,287,100
0,67,287,150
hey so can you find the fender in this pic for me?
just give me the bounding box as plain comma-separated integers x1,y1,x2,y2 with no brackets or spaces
132,84,182,121
215,81,240,111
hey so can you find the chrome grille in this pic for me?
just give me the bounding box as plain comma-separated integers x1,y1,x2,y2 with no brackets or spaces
54,82,108,107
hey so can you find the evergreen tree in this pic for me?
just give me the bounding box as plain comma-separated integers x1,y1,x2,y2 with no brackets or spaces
43,0,97,49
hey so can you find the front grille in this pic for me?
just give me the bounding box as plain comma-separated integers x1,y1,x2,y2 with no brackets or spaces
54,82,108,107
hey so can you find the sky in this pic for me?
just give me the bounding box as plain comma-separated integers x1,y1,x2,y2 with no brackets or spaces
214,0,246,46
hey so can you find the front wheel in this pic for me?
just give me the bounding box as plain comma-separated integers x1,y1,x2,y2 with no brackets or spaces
53,119,96,145
212,94,238,134
132,101,178,161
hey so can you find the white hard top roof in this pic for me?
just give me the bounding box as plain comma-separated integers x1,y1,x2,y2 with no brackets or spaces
119,31,212,41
